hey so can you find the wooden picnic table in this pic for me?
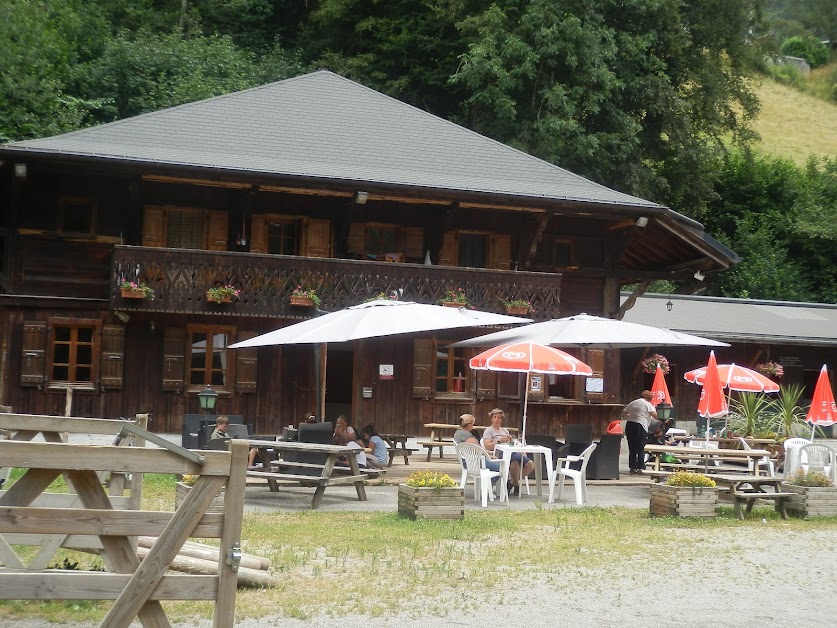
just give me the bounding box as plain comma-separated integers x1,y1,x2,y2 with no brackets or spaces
246,439,367,509
644,444,775,476
710,474,791,519
420,423,518,461
378,433,417,467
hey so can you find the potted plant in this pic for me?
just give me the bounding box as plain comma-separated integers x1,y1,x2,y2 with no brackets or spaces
641,354,670,374
120,280,155,300
500,298,531,315
650,471,718,517
175,474,225,514
437,288,469,308
784,470,837,517
364,291,398,302
289,286,321,307
755,361,784,379
206,284,240,304
398,470,464,520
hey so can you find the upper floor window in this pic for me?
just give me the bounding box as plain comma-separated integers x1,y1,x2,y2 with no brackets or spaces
167,209,204,249
187,325,234,387
59,197,97,235
267,219,300,255
49,319,99,383
365,226,401,260
458,233,488,268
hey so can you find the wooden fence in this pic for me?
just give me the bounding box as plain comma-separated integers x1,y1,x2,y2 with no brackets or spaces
0,412,247,627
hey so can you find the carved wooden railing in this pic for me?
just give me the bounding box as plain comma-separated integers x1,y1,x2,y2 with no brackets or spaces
111,246,561,319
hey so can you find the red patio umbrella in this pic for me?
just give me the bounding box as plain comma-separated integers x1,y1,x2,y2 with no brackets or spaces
684,363,780,393
650,364,671,407
807,365,836,439
469,341,592,443
697,351,728,442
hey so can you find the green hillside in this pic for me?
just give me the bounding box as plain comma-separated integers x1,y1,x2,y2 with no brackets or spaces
751,77,837,164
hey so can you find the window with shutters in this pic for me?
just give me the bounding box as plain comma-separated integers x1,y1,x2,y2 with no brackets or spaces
187,325,234,390
48,318,100,384
143,206,228,250
365,225,401,260
458,233,488,268
266,218,300,255
167,209,204,249
434,341,470,397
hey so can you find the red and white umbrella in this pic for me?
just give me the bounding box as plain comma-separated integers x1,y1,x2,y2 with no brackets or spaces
650,364,671,407
807,365,836,439
684,363,780,393
697,351,728,441
470,342,592,443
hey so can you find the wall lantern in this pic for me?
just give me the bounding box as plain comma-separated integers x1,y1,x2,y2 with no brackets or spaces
198,384,218,415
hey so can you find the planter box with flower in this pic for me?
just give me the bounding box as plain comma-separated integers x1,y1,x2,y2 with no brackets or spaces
437,288,469,308
784,470,837,517
398,471,464,520
120,281,155,300
175,474,225,514
650,471,718,517
755,361,784,379
206,284,240,304
500,298,531,315
289,286,321,308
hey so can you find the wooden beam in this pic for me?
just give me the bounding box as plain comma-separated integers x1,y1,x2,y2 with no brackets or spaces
0,414,141,435
615,279,652,320
0,572,218,601
522,214,551,270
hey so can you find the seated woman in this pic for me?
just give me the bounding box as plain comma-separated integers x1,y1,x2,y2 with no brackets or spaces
455,413,502,489
481,408,535,496
333,415,357,443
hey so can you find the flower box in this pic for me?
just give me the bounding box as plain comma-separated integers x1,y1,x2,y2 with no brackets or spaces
397,484,464,520
649,484,718,517
175,481,225,514
441,301,463,308
206,291,233,304
290,295,315,307
783,484,837,517
121,288,148,299
504,305,530,315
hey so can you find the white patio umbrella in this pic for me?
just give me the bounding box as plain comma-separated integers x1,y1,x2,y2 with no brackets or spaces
230,300,530,347
451,313,730,349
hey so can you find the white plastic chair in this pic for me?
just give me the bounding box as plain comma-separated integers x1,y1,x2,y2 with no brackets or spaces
800,443,836,482
738,437,775,477
687,439,720,466
454,442,507,507
550,442,597,506
782,437,811,478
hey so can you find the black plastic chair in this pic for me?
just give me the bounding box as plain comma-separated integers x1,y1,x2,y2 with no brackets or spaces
284,422,333,476
586,432,622,480
556,424,594,470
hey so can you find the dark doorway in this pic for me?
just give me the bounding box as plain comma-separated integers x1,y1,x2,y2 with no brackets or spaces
325,349,354,424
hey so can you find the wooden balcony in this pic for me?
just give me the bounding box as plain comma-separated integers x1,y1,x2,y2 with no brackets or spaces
110,246,561,319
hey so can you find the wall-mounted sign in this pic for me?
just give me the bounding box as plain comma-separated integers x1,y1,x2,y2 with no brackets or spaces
379,364,394,380
530,375,542,392
362,387,373,399
585,378,604,393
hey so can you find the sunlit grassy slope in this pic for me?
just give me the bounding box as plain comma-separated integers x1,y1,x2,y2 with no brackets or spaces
751,77,837,164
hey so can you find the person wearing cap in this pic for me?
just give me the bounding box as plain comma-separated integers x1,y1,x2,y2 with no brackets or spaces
482,408,534,496
622,390,657,474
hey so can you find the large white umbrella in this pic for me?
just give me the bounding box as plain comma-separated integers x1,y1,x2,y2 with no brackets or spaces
451,313,730,349
230,300,530,347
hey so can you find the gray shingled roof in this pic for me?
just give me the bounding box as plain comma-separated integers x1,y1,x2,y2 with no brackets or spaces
622,293,837,346
5,70,659,209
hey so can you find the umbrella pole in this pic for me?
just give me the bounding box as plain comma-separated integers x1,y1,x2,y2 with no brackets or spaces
521,372,530,445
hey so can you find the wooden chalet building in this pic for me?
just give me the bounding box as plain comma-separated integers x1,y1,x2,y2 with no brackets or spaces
0,71,737,438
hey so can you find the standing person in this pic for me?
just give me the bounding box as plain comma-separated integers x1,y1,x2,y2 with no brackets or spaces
622,390,657,474
482,408,534,496
361,424,388,469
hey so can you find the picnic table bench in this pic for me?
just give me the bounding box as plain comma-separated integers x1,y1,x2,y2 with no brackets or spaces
379,433,418,467
711,474,791,520
247,439,367,509
645,444,775,476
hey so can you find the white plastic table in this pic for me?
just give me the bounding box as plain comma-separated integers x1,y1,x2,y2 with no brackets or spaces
494,443,554,501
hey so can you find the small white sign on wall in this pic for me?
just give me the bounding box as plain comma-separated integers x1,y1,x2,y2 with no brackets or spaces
379,364,394,380
585,377,604,393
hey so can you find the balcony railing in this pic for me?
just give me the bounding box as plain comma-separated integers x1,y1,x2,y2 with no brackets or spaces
111,246,561,319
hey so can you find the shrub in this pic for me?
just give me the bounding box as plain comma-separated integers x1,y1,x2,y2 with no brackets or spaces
781,35,829,68
786,470,834,487
181,474,199,486
405,470,457,489
665,471,716,488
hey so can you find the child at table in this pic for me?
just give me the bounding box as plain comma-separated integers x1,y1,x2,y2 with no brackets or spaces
211,416,260,468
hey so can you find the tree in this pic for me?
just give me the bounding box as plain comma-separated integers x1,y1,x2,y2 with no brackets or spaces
781,35,829,67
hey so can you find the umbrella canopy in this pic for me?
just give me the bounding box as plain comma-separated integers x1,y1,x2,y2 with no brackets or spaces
697,351,729,420
807,365,836,437
469,342,592,443
450,313,730,349
650,365,672,407
230,300,530,347
684,364,780,393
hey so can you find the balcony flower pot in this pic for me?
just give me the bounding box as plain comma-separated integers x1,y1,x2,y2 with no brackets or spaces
119,281,154,300
650,483,718,518
121,288,147,299
206,292,233,304
441,301,463,308
784,483,837,517
398,484,464,520
290,295,315,307
504,305,530,315
175,481,225,514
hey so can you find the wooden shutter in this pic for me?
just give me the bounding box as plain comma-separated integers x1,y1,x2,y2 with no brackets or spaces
492,234,512,270
235,331,258,394
438,231,457,266
141,207,165,247
249,215,267,254
476,370,496,401
346,223,365,256
528,374,546,402
100,325,125,390
404,226,424,260
498,372,520,399
585,349,605,403
205,210,228,251
304,219,331,257
21,321,47,387
412,338,433,398
162,327,185,391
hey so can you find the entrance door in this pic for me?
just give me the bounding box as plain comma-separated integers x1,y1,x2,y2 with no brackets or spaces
325,349,354,424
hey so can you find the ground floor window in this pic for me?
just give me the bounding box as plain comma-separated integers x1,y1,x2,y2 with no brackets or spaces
435,342,470,395
187,325,234,387
50,319,98,383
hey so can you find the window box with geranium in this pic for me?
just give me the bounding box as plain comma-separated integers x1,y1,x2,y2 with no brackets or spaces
755,361,783,379
206,284,240,304
290,287,321,308
641,354,670,374
500,298,531,315
437,288,469,308
120,281,155,300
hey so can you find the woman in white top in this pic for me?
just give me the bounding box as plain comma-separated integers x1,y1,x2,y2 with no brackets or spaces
481,408,534,496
